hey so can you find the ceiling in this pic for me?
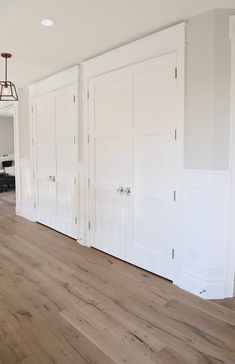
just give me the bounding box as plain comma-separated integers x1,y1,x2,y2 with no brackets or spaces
0,0,234,87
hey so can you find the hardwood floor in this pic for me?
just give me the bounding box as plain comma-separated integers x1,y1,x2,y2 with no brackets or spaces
212,298,235,312
0,192,235,364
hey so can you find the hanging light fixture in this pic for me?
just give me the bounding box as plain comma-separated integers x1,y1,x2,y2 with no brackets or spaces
0,53,18,101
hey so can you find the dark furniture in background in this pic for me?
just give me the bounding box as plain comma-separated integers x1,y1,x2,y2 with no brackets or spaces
0,160,15,192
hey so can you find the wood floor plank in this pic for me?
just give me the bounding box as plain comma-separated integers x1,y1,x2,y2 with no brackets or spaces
0,191,234,364
0,320,31,364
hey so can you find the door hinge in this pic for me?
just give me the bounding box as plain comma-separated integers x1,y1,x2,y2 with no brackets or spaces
73,95,76,103
75,217,78,224
34,202,36,209
174,129,177,141
175,67,178,79
88,178,90,187
31,106,34,114
74,177,77,184
172,249,175,260
87,90,90,100
88,221,91,230
173,190,176,202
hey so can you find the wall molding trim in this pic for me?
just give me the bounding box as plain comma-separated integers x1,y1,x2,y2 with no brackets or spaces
81,22,186,79
29,66,80,98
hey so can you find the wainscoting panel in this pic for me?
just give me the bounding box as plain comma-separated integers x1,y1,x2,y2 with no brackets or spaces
177,170,231,299
17,158,34,221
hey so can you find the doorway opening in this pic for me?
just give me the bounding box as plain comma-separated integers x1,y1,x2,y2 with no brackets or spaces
0,104,17,207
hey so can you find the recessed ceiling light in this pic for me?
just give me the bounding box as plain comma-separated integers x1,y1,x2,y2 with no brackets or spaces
41,19,54,27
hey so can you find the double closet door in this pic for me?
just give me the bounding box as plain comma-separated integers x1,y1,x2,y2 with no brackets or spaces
33,85,78,238
88,53,179,280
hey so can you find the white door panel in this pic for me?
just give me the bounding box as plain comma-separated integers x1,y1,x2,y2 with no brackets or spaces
125,54,177,280
126,133,177,279
89,69,128,258
34,94,57,230
34,85,78,238
55,85,77,238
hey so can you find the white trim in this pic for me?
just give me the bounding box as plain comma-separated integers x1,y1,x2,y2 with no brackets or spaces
29,66,79,98
79,79,90,246
0,101,20,213
81,22,186,79
177,270,228,299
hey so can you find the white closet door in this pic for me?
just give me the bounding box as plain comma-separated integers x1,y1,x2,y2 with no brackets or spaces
34,94,57,230
88,69,129,258
125,53,178,280
55,85,78,238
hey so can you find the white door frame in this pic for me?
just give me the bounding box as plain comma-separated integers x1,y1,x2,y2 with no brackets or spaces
0,101,20,212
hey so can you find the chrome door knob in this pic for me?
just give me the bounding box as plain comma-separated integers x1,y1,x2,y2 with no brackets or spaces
124,187,131,196
117,186,124,194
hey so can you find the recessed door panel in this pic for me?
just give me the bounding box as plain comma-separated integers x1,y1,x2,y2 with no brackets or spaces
94,79,126,131
132,54,177,128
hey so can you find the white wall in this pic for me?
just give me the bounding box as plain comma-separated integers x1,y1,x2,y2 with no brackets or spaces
185,9,235,170
0,116,14,155
182,9,235,298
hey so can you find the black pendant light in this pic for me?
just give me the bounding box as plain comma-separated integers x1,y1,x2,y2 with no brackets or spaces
0,53,18,101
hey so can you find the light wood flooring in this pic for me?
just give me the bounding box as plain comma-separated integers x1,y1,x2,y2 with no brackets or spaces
0,191,235,364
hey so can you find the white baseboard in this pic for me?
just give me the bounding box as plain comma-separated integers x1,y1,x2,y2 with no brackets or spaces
176,270,227,299
17,204,35,222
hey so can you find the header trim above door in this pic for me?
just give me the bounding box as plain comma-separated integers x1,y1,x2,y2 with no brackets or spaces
81,22,185,79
